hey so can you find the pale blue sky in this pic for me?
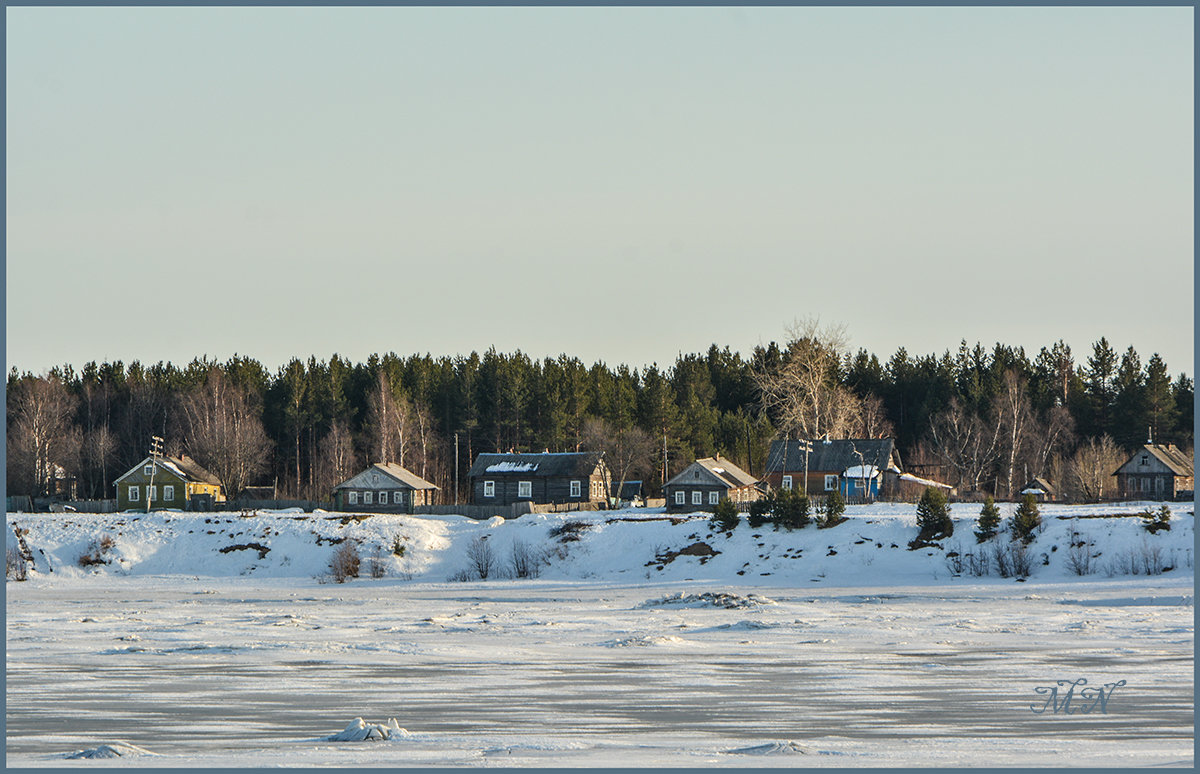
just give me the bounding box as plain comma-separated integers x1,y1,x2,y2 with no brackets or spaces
6,7,1194,376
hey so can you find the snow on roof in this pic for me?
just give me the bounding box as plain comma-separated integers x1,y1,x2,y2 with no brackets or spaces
485,461,539,473
157,459,187,479
1021,487,1046,495
899,472,952,489
842,465,880,479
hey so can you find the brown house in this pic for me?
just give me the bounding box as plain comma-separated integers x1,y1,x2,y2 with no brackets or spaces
1113,444,1194,501
469,452,607,507
332,463,438,512
663,456,761,513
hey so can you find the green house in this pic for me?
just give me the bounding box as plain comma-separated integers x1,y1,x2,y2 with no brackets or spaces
113,454,224,512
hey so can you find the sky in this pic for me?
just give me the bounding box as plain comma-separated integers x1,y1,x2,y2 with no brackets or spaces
6,7,1194,378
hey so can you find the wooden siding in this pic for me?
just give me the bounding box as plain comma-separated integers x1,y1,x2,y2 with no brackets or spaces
663,483,760,513
471,473,606,507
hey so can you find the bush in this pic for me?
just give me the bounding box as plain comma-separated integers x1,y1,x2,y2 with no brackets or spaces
817,491,847,529
6,546,28,581
329,541,361,583
77,534,116,568
1011,494,1041,544
509,540,543,579
974,496,1001,543
466,535,495,580
1141,505,1172,534
391,536,407,557
747,495,773,528
1066,531,1096,576
365,545,388,579
709,498,740,532
548,521,589,543
915,487,952,540
991,540,1032,579
771,487,809,530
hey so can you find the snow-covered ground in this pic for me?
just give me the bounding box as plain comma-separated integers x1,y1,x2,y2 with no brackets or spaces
6,502,1194,767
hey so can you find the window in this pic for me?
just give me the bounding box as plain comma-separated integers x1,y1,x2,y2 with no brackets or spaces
379,491,388,505
674,491,685,505
518,481,532,498
163,485,175,501
692,490,702,505
570,480,582,498
484,481,495,497
394,491,404,506
824,475,837,491
147,485,157,502
144,465,153,476
348,491,358,505
364,491,373,505
129,485,140,502
1141,455,1149,467
709,491,719,505
782,475,793,490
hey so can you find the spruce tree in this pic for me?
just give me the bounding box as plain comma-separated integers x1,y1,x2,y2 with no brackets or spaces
914,486,952,540
975,496,1001,543
1011,493,1041,544
819,490,847,528
771,487,810,530
747,494,773,528
710,497,740,532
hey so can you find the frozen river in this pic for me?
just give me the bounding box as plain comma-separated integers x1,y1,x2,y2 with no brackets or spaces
6,576,1194,767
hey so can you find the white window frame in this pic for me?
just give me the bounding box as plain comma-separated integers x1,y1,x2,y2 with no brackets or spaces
144,465,153,476
147,485,157,502
348,491,358,505
379,491,388,505
394,490,404,506
570,480,582,498
484,481,495,498
129,485,140,502
692,490,702,505
163,485,175,501
824,475,838,491
518,481,532,498
674,490,685,505
781,475,793,490
709,491,720,505
364,491,373,505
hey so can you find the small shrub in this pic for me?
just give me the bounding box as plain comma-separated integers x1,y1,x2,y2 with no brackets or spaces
1141,505,1172,534
771,487,809,530
1008,542,1033,578
964,549,991,577
6,546,28,581
509,540,544,579
77,534,116,568
1065,530,1096,576
391,536,407,557
817,491,847,529
992,541,1012,578
466,535,495,580
365,545,388,579
975,497,1001,543
329,541,361,583
915,487,952,541
747,496,772,528
709,498,740,532
1011,494,1041,544
548,521,589,543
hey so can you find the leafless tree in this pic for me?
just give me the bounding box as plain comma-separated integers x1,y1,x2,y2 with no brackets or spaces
82,425,116,500
754,318,862,439
995,370,1034,498
314,419,358,497
581,418,656,504
365,371,410,466
928,398,1003,494
7,374,81,497
179,368,271,498
1025,403,1074,483
850,393,894,439
1063,435,1124,502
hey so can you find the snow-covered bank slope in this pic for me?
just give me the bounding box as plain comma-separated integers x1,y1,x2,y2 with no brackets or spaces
7,501,1194,587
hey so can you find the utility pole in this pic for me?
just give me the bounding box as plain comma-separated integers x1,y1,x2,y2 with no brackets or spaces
800,439,813,496
454,432,460,506
146,435,163,514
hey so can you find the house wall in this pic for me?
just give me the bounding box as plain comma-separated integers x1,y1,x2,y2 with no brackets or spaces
762,471,843,495
471,474,605,506
116,468,188,511
663,483,760,513
334,487,436,513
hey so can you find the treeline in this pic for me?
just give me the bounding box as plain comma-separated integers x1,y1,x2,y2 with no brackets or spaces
6,334,1193,503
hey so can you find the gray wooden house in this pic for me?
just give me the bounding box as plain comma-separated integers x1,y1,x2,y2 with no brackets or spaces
469,452,607,507
764,438,904,499
1113,444,1194,501
663,455,761,513
113,454,224,512
332,463,438,512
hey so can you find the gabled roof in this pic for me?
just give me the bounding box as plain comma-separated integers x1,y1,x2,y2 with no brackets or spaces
1021,476,1056,495
616,480,643,500
766,438,899,475
665,456,759,490
467,452,604,479
113,454,221,486
333,463,439,491
1116,444,1195,477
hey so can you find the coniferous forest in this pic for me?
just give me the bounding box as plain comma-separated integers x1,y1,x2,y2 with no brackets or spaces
6,329,1193,504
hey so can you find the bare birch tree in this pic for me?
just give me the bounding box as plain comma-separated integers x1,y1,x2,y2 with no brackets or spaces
315,419,358,495
365,371,409,466
581,417,656,504
6,374,80,497
928,398,1003,494
179,368,271,497
996,370,1034,498
754,318,862,439
1063,435,1124,501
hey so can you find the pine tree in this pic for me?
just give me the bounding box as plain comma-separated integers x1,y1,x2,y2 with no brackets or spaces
818,490,847,528
747,494,773,528
975,496,1001,543
771,487,810,530
710,497,740,532
1011,493,1041,544
914,486,952,540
